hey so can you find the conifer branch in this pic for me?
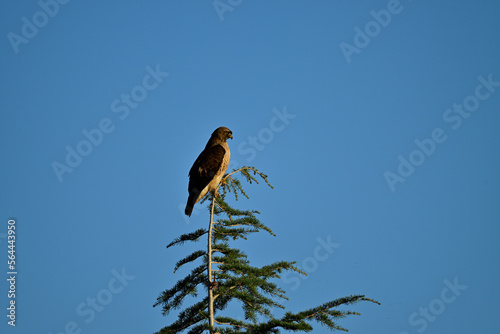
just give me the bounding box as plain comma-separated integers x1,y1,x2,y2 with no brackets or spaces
174,250,207,273
167,228,208,248
213,318,249,329
154,264,207,315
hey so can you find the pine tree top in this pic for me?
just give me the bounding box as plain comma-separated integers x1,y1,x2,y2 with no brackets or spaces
154,166,379,334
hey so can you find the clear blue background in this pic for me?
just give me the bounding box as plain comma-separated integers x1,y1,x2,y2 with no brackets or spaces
1,1,499,333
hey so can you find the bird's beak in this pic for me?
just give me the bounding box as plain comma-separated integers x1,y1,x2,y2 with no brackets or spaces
229,133,233,139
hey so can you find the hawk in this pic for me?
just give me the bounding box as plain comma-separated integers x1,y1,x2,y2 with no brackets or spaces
185,127,233,216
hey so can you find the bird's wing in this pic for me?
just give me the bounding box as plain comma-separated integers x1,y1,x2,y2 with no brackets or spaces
188,144,226,189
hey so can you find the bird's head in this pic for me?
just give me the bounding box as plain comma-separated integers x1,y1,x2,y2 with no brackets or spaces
213,127,233,141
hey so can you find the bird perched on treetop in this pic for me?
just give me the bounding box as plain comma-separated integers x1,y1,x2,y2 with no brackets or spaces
185,127,233,217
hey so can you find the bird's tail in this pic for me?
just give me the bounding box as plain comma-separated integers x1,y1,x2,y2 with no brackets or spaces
185,194,196,217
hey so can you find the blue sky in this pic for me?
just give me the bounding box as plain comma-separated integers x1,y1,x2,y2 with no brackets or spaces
1,1,500,333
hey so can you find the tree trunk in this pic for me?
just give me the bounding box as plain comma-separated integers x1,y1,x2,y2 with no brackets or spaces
207,195,215,332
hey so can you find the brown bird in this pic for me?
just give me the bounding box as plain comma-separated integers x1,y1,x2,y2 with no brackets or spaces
185,127,232,216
